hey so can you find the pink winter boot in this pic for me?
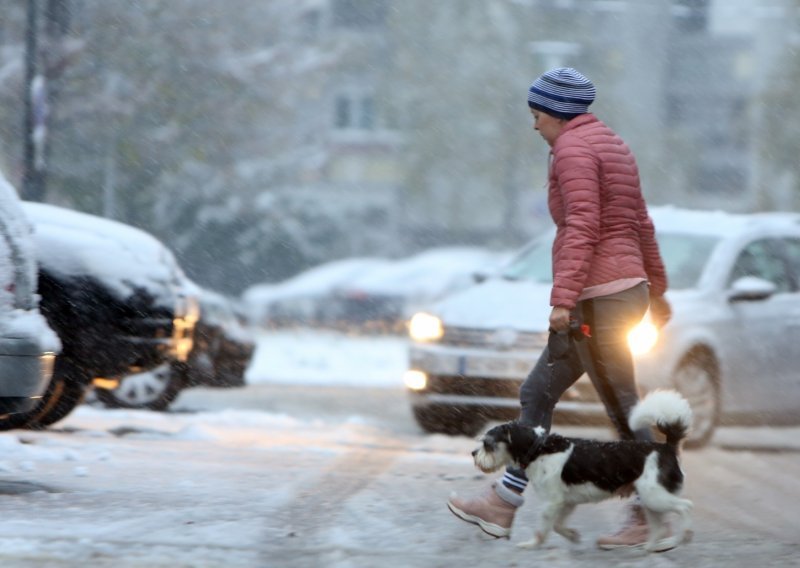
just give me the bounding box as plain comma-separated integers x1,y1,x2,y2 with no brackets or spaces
447,481,523,538
597,503,675,552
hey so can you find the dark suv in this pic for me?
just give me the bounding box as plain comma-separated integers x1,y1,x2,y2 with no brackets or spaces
94,286,255,410
0,202,198,429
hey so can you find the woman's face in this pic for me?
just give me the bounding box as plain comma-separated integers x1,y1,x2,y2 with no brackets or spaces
531,108,566,147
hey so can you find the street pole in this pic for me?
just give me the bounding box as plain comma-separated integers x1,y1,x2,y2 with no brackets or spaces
22,0,41,201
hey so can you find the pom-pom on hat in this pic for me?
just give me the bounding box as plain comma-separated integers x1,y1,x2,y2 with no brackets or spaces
527,67,595,120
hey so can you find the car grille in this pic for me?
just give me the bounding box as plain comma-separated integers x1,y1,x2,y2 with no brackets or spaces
423,373,602,404
440,326,548,351
425,374,523,398
121,315,174,342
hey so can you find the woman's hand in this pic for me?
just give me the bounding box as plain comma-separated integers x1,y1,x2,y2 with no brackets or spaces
649,295,672,328
549,306,571,332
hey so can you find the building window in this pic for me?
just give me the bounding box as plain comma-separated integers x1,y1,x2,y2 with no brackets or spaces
672,0,709,33
332,0,388,28
359,97,374,129
335,96,352,129
301,9,321,40
334,94,378,130
666,94,684,124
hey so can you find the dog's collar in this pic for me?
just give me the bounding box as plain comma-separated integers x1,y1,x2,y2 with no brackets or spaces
520,430,546,469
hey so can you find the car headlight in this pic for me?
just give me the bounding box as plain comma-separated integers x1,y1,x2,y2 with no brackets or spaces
403,370,427,390
408,312,444,342
627,319,659,356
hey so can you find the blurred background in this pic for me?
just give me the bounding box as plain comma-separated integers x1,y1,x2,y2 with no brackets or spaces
0,0,798,297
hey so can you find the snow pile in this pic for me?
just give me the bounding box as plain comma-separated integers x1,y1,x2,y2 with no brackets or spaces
244,329,408,388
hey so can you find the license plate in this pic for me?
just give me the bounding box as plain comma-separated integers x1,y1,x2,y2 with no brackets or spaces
410,351,460,375
461,355,531,379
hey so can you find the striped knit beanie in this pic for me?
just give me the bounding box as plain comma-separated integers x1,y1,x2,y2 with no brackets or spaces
527,67,595,120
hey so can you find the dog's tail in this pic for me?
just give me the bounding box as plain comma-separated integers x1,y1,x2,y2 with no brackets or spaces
629,390,693,448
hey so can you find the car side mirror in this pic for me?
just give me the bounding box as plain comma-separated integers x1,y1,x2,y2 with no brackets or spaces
727,276,777,302
472,271,489,284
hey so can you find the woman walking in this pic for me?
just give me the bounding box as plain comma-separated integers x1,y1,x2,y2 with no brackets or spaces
447,67,672,551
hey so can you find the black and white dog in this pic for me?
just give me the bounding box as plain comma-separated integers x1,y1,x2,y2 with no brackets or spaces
472,390,694,552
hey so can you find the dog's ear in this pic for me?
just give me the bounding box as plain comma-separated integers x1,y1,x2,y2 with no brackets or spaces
499,423,513,444
481,423,509,452
510,424,546,469
507,423,535,456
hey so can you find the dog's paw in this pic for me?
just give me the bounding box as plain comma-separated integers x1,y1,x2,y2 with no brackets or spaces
557,527,580,543
517,532,545,549
516,538,541,550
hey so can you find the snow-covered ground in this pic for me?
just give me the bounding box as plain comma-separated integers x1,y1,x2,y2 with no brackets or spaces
0,329,798,568
0,329,413,567
244,329,408,388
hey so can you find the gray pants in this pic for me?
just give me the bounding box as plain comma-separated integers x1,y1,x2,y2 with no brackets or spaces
508,282,651,481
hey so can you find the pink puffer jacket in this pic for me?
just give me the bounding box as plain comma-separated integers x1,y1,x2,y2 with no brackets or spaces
547,114,667,309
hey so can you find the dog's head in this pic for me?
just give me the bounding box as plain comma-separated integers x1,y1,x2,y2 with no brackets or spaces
472,422,547,473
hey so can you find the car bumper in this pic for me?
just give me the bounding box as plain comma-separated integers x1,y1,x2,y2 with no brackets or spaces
407,379,609,426
0,337,56,414
116,302,198,373
407,342,667,425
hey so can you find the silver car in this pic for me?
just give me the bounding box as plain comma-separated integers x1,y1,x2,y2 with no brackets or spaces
404,206,800,447
0,173,59,417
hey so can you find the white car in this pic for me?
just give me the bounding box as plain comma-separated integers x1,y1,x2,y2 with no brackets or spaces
0,172,59,419
329,247,510,333
241,257,389,328
404,206,800,447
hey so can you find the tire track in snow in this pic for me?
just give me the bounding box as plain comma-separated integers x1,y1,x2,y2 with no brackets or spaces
260,440,409,565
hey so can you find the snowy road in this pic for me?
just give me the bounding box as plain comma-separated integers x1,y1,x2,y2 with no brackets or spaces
0,330,796,567
0,384,795,567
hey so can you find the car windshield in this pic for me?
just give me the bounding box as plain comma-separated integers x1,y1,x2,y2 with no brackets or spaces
656,232,718,289
500,236,552,283
499,231,718,289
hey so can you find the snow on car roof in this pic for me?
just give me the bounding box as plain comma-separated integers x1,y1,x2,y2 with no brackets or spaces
650,205,800,237
21,201,184,304
343,247,504,297
242,257,389,305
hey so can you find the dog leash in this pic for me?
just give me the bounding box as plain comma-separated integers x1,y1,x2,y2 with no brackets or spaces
519,324,584,469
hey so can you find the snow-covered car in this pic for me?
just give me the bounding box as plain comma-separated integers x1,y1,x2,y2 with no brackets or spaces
0,174,59,419
96,286,255,410
404,206,800,448
328,247,511,333
3,202,199,429
241,257,389,328
188,288,255,388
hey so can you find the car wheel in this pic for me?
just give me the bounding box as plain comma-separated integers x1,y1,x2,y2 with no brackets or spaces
672,349,720,449
27,381,89,429
412,406,485,437
0,357,90,431
95,362,187,411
